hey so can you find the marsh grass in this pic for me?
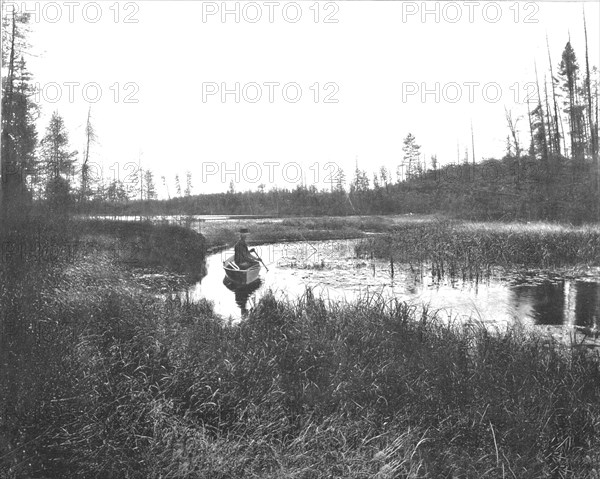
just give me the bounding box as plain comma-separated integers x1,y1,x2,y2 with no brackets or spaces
198,215,436,253
202,221,365,253
77,219,207,282
3,269,600,476
357,220,600,281
3,218,600,478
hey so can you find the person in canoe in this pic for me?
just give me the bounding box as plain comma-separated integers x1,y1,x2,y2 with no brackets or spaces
234,228,260,269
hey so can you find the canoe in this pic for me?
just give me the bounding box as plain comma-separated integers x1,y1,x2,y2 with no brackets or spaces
223,255,261,285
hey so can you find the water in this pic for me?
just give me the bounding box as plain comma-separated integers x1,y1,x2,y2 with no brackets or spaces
186,239,600,337
83,214,282,224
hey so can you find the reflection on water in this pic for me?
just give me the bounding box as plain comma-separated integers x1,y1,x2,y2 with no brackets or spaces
187,239,600,331
223,277,263,317
513,280,600,329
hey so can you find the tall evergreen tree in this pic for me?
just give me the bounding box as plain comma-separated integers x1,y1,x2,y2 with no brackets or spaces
106,179,128,202
40,112,77,182
1,12,36,223
379,166,389,188
39,112,77,213
402,133,421,180
144,169,157,200
175,174,182,196
334,168,346,192
352,160,369,193
558,41,586,161
372,172,380,189
185,171,193,196
430,154,438,171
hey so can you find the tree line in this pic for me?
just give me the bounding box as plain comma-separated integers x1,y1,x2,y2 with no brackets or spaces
84,27,600,223
1,10,598,226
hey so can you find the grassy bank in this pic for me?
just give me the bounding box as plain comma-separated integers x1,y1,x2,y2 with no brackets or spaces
3,275,600,477
3,217,600,477
356,220,600,279
193,214,433,252
0,218,206,475
77,219,207,282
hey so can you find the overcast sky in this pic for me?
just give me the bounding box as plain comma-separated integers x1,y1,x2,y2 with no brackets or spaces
11,0,600,196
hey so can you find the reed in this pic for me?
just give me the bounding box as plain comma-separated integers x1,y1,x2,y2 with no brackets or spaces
356,220,600,281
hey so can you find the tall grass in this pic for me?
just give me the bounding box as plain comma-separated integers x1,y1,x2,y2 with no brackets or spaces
356,220,600,281
0,218,207,478
197,214,435,251
3,274,600,476
3,218,600,478
77,219,207,281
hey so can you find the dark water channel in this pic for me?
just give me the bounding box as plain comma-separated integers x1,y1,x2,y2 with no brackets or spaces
186,239,600,340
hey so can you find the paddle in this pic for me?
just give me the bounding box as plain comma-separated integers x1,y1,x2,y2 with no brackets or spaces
251,251,269,272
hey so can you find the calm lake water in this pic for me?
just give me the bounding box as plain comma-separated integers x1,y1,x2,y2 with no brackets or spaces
187,239,600,338
85,214,282,224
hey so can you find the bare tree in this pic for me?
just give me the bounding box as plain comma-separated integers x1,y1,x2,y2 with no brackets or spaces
471,121,476,165
547,35,563,156
583,8,599,217
505,107,522,158
80,106,97,204
534,63,550,166
161,175,170,199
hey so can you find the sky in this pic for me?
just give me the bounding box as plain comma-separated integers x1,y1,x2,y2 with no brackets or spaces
5,0,600,196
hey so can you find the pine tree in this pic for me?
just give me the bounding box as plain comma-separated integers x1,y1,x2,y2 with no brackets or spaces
430,154,438,171
144,169,157,200
106,179,128,202
402,133,421,179
40,111,77,214
334,168,346,192
379,166,389,188
1,12,37,222
352,160,369,193
185,171,193,196
558,41,586,161
39,112,77,213
123,167,140,201
372,172,380,189
530,105,548,162
40,111,78,182
175,174,181,196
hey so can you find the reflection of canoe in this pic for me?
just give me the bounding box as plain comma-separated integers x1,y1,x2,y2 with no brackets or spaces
223,276,263,317
223,276,263,295
223,255,261,285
